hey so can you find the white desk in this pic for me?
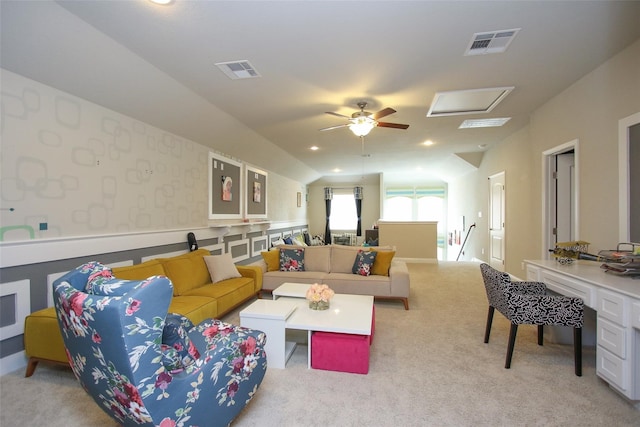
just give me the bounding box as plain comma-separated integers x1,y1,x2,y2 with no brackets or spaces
525,259,640,404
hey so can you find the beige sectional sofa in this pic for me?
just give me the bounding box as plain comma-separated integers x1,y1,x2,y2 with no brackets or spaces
252,244,410,309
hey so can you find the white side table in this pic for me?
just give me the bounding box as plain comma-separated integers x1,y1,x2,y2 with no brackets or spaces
239,299,297,369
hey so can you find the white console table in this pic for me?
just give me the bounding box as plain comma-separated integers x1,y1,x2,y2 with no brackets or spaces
524,259,640,403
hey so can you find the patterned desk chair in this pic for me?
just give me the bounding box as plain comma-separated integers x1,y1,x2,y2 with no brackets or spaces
53,262,267,426
479,263,584,376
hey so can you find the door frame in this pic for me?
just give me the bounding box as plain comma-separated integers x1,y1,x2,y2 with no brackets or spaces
618,112,640,242
542,139,580,259
488,171,505,270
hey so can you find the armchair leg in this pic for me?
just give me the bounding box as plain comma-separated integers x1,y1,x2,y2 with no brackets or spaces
574,327,582,377
505,323,518,369
484,306,495,343
537,325,544,346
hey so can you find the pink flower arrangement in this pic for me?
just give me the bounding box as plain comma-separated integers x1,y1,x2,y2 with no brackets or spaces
305,283,335,303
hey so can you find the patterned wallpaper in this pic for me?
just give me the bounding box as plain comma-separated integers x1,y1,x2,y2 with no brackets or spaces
1,69,306,242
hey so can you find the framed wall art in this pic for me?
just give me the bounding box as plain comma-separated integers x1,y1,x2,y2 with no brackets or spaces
208,152,243,219
245,165,268,219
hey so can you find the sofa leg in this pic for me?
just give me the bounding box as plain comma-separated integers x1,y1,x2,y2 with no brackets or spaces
402,298,409,310
25,357,70,377
25,357,39,377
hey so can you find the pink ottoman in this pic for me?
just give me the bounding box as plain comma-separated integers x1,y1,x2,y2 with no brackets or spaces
311,332,370,374
311,306,375,374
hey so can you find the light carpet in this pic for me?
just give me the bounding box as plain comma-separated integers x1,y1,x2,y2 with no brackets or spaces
1,262,639,426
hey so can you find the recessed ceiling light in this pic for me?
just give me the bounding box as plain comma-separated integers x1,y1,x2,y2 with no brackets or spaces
423,140,434,146
459,118,511,129
310,146,319,151
149,0,173,5
332,168,342,173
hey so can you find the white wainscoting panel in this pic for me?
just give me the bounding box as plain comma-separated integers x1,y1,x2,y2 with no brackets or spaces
228,239,250,262
251,235,268,257
0,280,30,340
203,243,225,255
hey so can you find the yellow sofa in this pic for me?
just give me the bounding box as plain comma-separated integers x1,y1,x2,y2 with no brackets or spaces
23,248,262,376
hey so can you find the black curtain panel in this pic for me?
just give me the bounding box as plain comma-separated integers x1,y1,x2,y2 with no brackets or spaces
324,198,332,244
355,197,362,236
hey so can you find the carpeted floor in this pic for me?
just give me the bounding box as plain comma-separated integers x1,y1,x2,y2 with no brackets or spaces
1,262,639,426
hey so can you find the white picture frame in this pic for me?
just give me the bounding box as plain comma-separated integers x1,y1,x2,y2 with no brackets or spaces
245,164,268,219
208,152,243,220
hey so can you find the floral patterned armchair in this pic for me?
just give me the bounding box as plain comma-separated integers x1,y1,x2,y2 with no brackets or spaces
53,262,267,426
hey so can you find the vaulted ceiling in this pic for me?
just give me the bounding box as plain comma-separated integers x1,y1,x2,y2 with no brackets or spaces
2,1,640,185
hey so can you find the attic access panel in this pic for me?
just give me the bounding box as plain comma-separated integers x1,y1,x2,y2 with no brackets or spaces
426,87,514,117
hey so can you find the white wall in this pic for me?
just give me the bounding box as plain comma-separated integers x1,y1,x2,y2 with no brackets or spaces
451,38,640,275
0,69,307,244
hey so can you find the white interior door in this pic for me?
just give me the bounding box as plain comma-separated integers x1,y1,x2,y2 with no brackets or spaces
555,152,575,243
543,140,579,258
489,172,505,270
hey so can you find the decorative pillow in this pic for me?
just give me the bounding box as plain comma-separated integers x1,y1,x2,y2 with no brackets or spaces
283,236,294,245
303,232,312,246
280,248,305,271
352,250,377,276
204,253,242,283
162,313,200,371
371,250,396,276
293,234,307,246
272,238,285,247
261,249,280,272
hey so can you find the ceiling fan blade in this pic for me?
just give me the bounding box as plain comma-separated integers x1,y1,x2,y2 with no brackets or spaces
377,121,409,129
371,107,396,120
325,111,351,119
319,124,350,131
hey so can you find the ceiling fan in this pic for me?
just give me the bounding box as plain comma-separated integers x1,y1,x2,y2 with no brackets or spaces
320,101,409,137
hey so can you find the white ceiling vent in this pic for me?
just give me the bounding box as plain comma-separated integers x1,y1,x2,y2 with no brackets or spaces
215,60,261,79
459,117,511,129
465,28,520,55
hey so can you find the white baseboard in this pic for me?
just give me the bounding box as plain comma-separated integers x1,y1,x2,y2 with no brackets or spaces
0,351,27,376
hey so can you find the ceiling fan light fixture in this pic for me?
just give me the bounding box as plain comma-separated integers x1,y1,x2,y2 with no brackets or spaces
350,117,376,137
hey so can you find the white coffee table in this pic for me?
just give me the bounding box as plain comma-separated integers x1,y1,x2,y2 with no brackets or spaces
272,283,374,368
